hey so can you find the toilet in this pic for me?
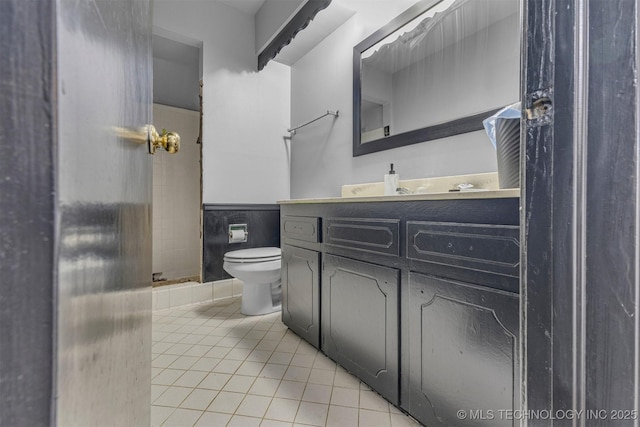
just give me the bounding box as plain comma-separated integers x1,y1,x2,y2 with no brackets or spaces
223,247,282,316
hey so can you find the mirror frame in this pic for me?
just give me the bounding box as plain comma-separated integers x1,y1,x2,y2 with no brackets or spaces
352,0,503,157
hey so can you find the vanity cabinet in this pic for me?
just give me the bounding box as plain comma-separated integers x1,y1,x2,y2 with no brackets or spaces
279,197,520,426
321,254,399,404
281,245,321,348
407,272,519,427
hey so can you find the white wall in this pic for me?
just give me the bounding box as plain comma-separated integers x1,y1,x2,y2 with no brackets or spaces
154,0,291,204
290,0,505,199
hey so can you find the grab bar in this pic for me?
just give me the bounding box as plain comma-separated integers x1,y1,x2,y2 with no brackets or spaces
287,110,339,135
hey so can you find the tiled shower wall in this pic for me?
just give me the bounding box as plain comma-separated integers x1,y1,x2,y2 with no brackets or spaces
153,104,201,281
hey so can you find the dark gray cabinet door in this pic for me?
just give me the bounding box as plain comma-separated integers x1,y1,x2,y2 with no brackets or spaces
322,254,399,404
407,272,519,427
282,245,320,348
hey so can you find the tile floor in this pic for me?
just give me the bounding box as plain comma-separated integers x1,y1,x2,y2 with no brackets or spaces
152,297,421,427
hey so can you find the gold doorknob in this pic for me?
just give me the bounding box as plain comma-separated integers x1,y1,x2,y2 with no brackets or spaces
148,125,180,155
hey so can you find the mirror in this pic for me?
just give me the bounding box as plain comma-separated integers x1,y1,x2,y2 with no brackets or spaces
353,0,521,156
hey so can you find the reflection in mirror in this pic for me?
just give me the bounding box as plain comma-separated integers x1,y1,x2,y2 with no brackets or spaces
354,0,521,156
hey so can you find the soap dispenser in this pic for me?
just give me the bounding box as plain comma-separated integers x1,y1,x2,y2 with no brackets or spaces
384,163,399,196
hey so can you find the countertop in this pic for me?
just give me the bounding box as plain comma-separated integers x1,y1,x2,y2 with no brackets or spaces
278,188,520,204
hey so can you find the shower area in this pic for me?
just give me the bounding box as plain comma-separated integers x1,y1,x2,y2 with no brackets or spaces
152,32,203,286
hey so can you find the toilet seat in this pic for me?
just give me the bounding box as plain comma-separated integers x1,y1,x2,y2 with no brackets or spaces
223,247,281,263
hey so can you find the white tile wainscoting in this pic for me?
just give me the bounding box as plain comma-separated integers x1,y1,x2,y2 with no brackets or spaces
153,280,244,311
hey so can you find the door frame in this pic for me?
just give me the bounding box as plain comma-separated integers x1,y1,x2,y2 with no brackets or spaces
522,0,640,418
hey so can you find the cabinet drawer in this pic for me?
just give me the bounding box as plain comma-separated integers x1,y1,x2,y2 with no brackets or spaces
407,221,519,278
282,216,320,243
325,217,400,256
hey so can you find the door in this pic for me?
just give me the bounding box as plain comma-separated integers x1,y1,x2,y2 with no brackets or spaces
523,0,640,417
281,245,321,348
58,1,153,425
1,1,155,424
322,254,399,404
407,273,519,427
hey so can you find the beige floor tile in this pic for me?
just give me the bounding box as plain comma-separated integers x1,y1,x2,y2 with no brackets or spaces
227,415,262,427
359,390,390,413
162,408,203,427
334,370,361,389
223,374,257,393
247,349,273,363
283,366,311,383
359,409,391,427
190,357,221,372
390,413,422,427
264,397,300,422
260,419,294,427
152,369,186,386
236,394,273,418
295,401,329,426
274,380,306,400
302,383,332,404
194,411,231,427
197,335,223,346
326,405,359,427
237,338,261,349
151,405,174,427
182,344,212,357
168,355,200,370
151,384,168,402
204,346,231,359
151,297,421,427
180,388,219,411
307,368,335,386
330,386,360,408
312,354,336,371
173,370,207,388
206,391,245,414
260,363,288,380
255,339,280,352
213,358,242,374
152,354,179,369
225,347,253,361
199,372,231,390
267,351,293,365
164,343,193,356
249,377,281,397
153,386,192,407
290,353,316,368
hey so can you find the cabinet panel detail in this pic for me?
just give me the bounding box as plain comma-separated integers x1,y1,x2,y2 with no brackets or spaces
408,272,519,427
322,254,399,403
282,245,320,348
407,221,519,277
282,216,320,243
325,218,399,256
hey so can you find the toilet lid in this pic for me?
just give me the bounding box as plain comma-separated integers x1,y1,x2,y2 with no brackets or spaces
224,247,281,263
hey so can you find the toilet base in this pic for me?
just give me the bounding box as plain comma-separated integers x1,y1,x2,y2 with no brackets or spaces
241,280,282,316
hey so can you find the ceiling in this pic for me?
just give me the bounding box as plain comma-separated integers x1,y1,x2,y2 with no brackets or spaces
274,1,355,66
216,0,266,15
213,0,355,67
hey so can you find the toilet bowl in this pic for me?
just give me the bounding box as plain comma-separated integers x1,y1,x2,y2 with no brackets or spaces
223,247,282,316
